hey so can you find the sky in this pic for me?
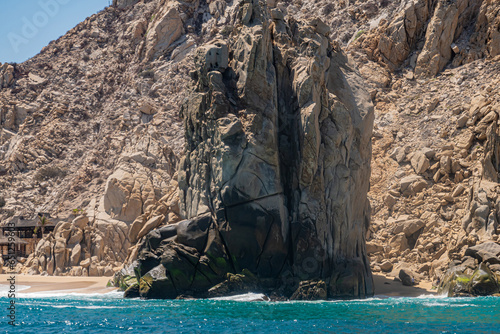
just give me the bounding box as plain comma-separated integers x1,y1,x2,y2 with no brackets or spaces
0,0,110,63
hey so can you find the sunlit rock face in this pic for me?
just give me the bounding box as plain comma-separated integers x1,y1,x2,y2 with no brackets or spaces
131,0,374,300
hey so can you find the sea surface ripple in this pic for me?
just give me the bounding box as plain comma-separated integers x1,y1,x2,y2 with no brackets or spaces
1,292,500,333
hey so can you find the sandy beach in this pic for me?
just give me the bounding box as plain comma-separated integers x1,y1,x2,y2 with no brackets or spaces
0,273,435,297
372,274,436,297
0,274,117,294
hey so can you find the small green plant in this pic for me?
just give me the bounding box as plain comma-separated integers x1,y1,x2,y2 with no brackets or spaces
456,276,471,284
150,14,155,22
354,30,366,41
34,214,49,237
139,69,155,78
34,166,66,181
72,208,87,216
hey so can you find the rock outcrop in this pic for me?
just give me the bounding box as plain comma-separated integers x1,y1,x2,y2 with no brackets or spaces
113,0,140,9
0,63,15,89
375,0,433,71
143,0,185,60
327,0,500,290
128,0,374,299
352,0,500,77
414,0,482,77
438,262,500,297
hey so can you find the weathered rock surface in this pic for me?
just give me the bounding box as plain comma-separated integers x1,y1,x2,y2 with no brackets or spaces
0,63,15,89
1,0,187,276
415,0,482,77
113,0,140,9
290,280,328,300
349,0,500,291
375,0,432,71
438,263,500,296
143,0,185,60
351,0,500,76
128,0,374,299
399,268,419,286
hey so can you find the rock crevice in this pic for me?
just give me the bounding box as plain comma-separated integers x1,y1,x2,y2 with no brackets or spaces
131,0,374,299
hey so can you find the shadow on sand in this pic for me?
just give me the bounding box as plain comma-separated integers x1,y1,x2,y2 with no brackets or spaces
373,274,437,297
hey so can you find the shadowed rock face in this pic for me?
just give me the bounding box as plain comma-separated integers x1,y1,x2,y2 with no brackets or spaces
132,0,374,299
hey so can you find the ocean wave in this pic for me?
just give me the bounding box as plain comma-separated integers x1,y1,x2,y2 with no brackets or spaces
210,292,268,301
422,302,475,307
416,293,447,299
0,284,31,293
50,304,126,309
17,289,123,299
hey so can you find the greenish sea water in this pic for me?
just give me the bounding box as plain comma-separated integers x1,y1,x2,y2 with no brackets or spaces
1,290,500,333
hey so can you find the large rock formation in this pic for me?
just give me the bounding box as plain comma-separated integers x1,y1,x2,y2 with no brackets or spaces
414,0,482,77
352,0,500,77
376,0,433,71
130,0,374,299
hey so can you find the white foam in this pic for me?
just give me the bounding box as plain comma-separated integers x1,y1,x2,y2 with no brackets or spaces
49,304,126,309
372,294,443,300
74,305,125,309
416,293,447,299
210,292,268,301
0,284,31,293
422,302,474,307
17,289,123,299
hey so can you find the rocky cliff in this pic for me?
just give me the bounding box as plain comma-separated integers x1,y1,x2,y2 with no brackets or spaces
342,0,500,286
2,0,500,298
0,0,374,299
0,0,189,277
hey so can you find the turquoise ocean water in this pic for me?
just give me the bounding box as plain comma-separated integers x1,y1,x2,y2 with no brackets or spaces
1,290,500,333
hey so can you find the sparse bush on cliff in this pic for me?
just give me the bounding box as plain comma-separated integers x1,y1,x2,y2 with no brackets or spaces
34,166,66,181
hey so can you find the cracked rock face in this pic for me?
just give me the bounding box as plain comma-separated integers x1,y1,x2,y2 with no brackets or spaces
132,0,374,299
352,0,500,77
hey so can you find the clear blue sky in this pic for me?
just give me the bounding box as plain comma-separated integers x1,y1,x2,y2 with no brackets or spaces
0,0,110,63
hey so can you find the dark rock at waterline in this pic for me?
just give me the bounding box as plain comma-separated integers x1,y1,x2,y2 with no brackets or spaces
123,284,140,298
437,270,472,297
207,270,261,298
437,263,500,297
290,280,328,300
109,262,138,291
470,263,500,296
138,264,179,299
